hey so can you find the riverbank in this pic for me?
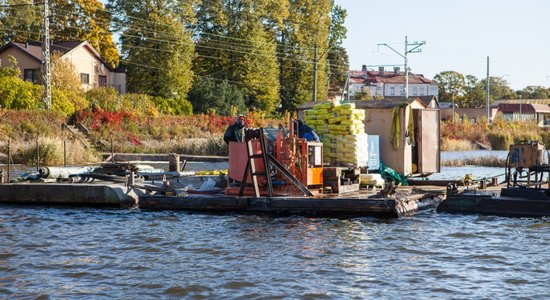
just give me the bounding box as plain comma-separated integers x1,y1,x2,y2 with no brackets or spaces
441,117,550,151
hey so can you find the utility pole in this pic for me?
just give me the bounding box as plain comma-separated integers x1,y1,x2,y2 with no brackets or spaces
313,44,318,102
378,36,426,99
41,0,52,109
486,56,490,121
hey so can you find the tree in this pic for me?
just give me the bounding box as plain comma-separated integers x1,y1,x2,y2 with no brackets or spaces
51,52,81,92
516,86,549,99
187,77,245,116
327,4,349,95
279,0,333,112
478,77,516,102
433,71,465,107
0,0,119,67
462,75,485,108
350,89,372,101
193,0,286,113
110,0,195,114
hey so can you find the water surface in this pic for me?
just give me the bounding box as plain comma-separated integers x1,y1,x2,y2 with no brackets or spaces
1,206,548,299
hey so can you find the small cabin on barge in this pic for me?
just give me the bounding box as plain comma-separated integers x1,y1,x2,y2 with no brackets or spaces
297,98,440,177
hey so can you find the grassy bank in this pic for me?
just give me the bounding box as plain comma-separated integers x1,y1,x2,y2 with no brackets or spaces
0,110,101,165
0,109,285,164
441,117,550,151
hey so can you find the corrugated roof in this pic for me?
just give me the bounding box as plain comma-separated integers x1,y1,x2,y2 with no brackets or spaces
296,98,425,110
498,103,550,114
491,99,550,108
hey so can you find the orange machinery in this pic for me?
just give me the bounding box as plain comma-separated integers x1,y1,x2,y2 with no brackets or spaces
275,120,323,189
226,120,323,196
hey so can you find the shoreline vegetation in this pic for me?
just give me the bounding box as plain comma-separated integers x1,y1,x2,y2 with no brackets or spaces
1,110,549,168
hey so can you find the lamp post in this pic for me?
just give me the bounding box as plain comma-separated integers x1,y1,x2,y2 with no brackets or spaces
378,36,426,99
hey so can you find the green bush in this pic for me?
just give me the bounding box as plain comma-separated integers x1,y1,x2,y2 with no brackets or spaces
152,96,193,115
0,75,42,110
487,131,513,150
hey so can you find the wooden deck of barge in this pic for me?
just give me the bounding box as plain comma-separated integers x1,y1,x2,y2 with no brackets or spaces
139,188,444,218
0,183,444,218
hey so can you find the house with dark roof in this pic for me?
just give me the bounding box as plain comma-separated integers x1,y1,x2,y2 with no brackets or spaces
490,99,550,126
0,41,126,93
349,67,438,99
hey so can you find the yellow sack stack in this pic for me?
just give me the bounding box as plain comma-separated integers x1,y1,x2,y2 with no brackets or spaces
305,101,341,136
314,102,369,167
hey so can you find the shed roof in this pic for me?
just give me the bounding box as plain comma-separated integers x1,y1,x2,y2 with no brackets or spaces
498,103,550,114
491,99,550,108
296,98,427,111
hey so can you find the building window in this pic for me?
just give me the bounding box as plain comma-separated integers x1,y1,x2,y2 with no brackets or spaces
99,75,107,87
24,69,37,83
420,86,425,96
413,86,418,95
390,86,395,96
80,73,90,84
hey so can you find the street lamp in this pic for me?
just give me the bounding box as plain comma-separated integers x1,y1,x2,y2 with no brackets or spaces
378,36,426,99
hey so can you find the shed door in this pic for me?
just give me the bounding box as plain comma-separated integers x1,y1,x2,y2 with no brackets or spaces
418,109,440,174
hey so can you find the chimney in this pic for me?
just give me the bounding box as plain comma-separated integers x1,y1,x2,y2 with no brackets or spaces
393,67,400,74
362,64,367,71
378,66,384,72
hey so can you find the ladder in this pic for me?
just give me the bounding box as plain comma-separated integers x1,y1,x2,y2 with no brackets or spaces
239,128,273,197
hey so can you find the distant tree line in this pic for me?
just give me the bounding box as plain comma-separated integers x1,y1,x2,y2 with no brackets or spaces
0,0,349,116
434,71,550,108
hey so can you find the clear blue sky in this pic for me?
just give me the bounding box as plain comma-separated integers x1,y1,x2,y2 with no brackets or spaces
335,0,550,90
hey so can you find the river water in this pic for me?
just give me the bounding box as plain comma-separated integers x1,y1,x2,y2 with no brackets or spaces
1,206,548,299
1,151,549,298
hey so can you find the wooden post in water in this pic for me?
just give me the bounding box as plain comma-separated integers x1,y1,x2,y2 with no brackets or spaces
110,136,114,162
63,124,67,167
168,153,180,172
36,135,40,172
7,138,10,183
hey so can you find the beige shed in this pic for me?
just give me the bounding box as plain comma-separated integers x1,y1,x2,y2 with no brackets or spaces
297,98,440,176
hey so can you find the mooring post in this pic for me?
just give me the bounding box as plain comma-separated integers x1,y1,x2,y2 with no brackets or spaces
168,153,180,172
36,135,40,172
7,138,10,183
63,124,67,167
110,136,114,162
0,170,4,184
128,171,135,187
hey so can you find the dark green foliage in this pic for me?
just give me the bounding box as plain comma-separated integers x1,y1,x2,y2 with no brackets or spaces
188,77,245,116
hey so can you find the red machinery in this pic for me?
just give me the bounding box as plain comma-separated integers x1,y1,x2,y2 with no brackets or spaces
225,120,323,197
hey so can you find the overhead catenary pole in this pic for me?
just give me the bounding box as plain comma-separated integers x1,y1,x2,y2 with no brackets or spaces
378,36,426,99
41,0,52,109
313,44,318,102
485,56,490,122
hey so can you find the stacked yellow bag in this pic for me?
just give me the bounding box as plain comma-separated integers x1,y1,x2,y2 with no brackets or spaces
304,101,341,135
317,102,369,167
303,101,369,167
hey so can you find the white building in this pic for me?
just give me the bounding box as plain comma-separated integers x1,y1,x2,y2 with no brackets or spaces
350,67,438,99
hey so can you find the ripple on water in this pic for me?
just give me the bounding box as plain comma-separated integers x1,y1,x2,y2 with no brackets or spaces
0,206,549,299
